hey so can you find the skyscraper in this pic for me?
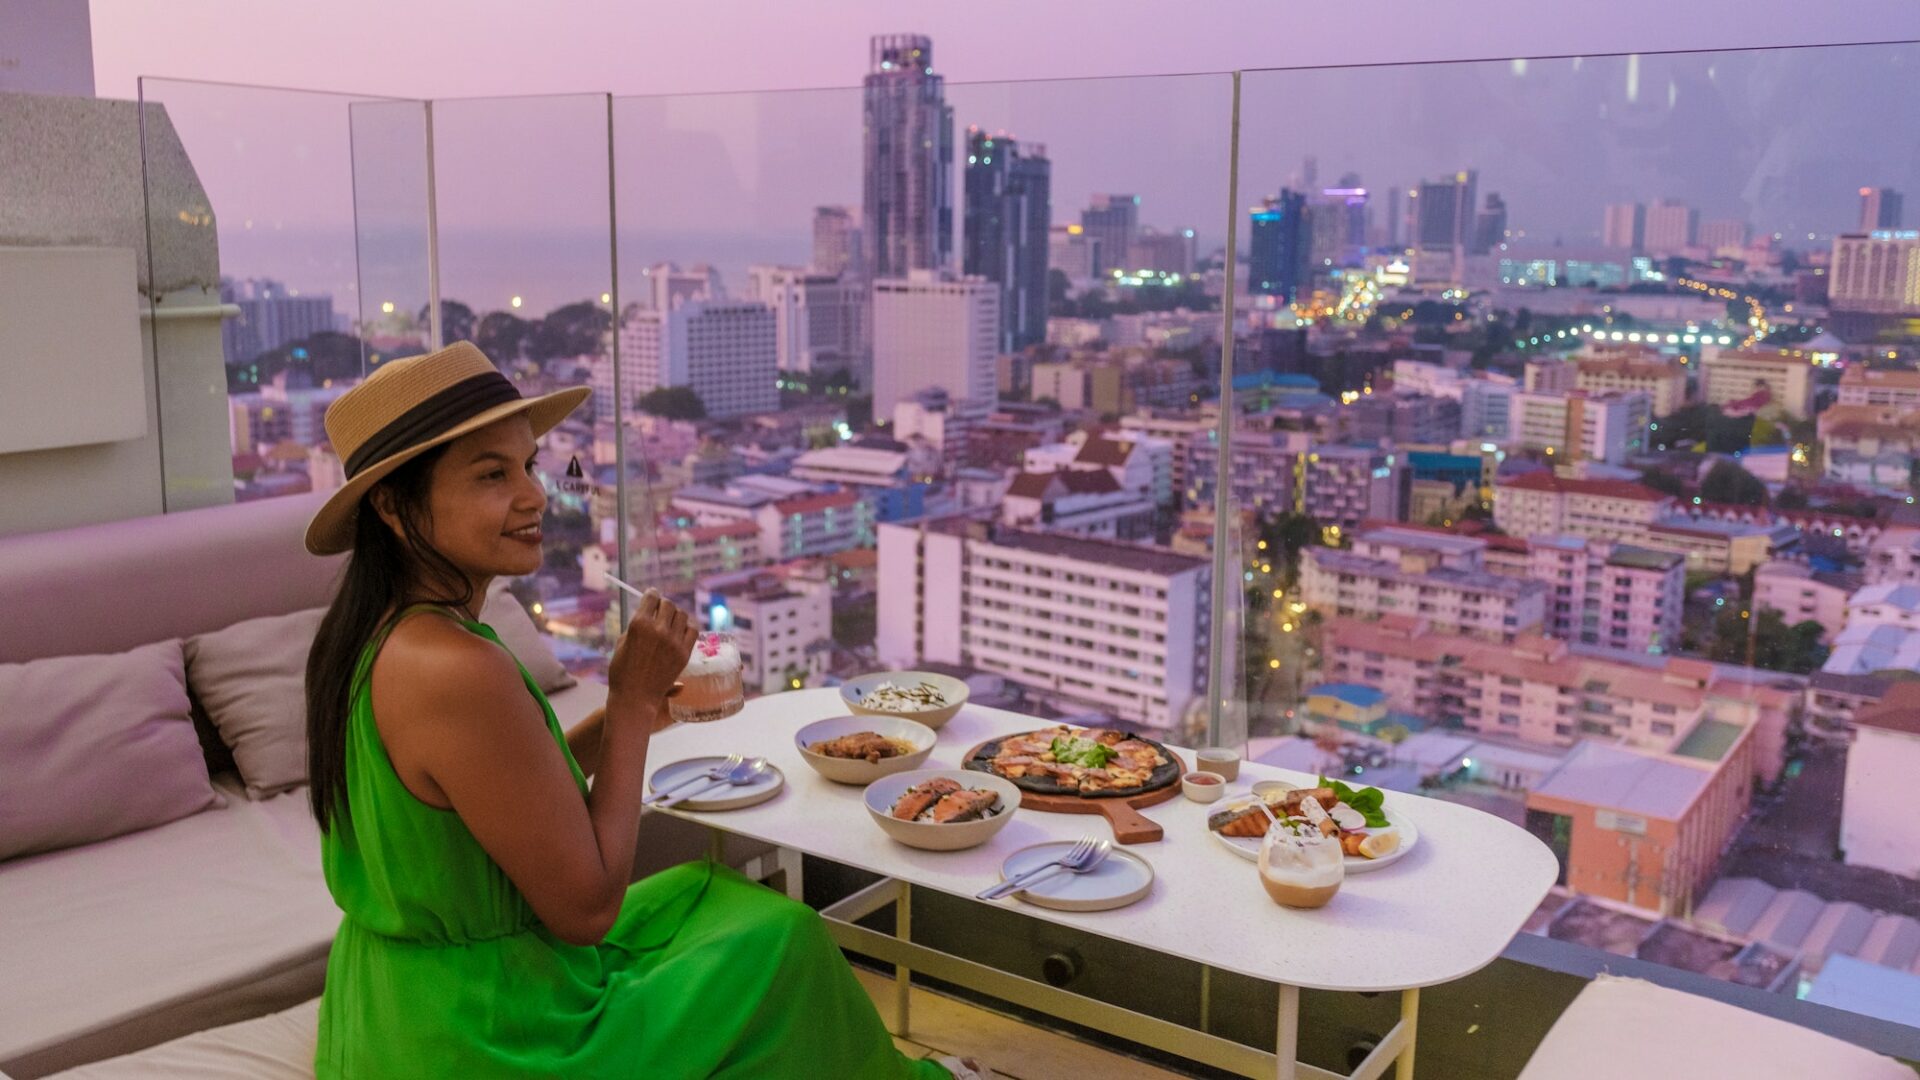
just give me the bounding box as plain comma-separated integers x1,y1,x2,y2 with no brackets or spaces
1081,194,1140,276
1249,190,1307,301
1416,170,1477,255
812,206,864,278
1697,219,1751,252
745,265,868,379
1642,199,1697,254
871,271,998,420
618,299,779,420
962,128,1051,352
1831,232,1920,315
1049,226,1102,286
862,34,952,277
1383,186,1403,249
1473,193,1507,254
1861,187,1905,232
220,278,338,363
1602,203,1646,250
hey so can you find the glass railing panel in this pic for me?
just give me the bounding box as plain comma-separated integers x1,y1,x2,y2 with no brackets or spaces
1234,41,1920,1049
136,78,425,510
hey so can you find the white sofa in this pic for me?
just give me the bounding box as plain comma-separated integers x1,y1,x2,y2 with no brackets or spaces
0,493,745,1078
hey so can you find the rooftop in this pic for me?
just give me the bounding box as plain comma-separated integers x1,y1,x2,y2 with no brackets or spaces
1305,682,1388,709
1854,681,1920,737
1529,741,1715,820
1310,546,1544,601
925,517,1207,577
1672,718,1745,762
1606,545,1686,571
1495,471,1670,503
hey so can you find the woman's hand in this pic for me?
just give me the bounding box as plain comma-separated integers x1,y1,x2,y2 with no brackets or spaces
606,588,698,721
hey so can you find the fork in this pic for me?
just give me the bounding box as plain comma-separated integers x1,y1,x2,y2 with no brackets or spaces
645,754,743,806
978,837,1104,900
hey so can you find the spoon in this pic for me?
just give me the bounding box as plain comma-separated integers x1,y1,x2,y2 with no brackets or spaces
655,757,771,809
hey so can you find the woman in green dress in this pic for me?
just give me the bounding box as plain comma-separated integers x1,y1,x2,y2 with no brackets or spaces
302,343,983,1079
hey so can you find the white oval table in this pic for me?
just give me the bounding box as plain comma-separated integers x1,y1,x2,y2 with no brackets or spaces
645,689,1560,1080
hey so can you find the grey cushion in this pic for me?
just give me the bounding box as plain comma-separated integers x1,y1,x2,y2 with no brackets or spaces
185,589,572,799
184,610,326,800
0,640,220,860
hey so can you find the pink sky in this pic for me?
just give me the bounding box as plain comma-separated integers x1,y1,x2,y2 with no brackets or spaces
92,0,1920,101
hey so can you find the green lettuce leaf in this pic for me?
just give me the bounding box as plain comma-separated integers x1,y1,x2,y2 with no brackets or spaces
1318,775,1391,828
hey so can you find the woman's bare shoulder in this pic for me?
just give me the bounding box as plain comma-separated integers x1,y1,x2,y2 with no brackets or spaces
372,613,526,721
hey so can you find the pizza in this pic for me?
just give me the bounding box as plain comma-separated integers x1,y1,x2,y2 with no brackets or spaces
964,725,1179,798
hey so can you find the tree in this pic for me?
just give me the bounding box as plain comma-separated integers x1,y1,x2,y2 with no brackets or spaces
527,301,612,361
1700,460,1768,507
1751,416,1786,446
474,311,532,365
636,386,707,420
418,300,477,345
1707,607,1828,674
1639,468,1687,498
1775,487,1809,510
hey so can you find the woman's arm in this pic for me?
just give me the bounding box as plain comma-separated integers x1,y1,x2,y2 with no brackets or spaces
565,705,607,779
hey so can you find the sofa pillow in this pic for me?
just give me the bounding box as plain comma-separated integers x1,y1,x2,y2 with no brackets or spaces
185,592,573,799
0,640,220,860
184,608,326,799
482,582,577,695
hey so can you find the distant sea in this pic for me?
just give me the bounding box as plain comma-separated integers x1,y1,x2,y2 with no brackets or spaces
218,226,813,320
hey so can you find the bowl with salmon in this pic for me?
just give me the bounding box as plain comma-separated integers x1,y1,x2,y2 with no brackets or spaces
795,715,938,784
863,769,1022,851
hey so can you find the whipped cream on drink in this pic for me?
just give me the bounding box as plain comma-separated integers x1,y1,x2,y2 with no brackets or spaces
1258,817,1344,909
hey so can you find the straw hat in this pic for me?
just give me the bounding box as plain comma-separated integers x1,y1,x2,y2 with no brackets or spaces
304,341,591,555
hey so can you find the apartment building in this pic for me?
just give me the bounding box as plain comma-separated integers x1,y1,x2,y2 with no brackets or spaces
1187,427,1308,516
1509,535,1685,654
673,484,876,561
1700,348,1814,419
1510,389,1651,464
1000,469,1155,540
1492,471,1673,542
1574,351,1688,417
1299,444,1408,531
876,518,1209,730
1837,367,1920,410
1301,527,1546,641
580,520,765,596
1754,561,1857,643
696,568,833,695
1321,616,1792,783
1640,517,1794,576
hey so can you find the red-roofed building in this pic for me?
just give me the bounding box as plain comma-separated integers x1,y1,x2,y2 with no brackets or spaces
1000,468,1155,540
1493,470,1674,542
580,519,766,596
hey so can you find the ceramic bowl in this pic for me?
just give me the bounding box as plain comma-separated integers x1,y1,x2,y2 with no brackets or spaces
840,671,970,730
794,715,937,785
863,769,1021,851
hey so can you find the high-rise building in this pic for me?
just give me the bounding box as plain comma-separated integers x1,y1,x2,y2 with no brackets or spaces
1048,225,1102,287
871,270,998,420
1383,186,1403,248
1080,193,1139,276
1473,192,1507,254
616,298,778,420
812,206,865,278
1249,191,1308,301
1830,231,1920,315
1860,187,1905,232
220,278,337,363
1129,227,1198,274
1642,199,1697,254
862,34,953,277
877,517,1210,730
744,265,868,378
1416,170,1477,255
1696,219,1750,252
1602,203,1646,250
962,129,1051,352
640,263,720,310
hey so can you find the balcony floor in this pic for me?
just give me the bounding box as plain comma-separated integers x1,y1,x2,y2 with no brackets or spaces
853,967,1198,1079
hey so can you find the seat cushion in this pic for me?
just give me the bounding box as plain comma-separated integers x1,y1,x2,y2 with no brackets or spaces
0,779,337,1078
1518,974,1911,1080
40,999,317,1080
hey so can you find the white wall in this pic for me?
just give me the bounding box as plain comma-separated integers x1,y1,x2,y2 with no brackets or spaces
1842,726,1920,878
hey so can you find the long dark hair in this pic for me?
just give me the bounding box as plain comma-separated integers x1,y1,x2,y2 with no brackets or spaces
305,443,477,833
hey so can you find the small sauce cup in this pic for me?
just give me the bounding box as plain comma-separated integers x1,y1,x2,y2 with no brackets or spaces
1181,771,1227,803
1195,747,1241,782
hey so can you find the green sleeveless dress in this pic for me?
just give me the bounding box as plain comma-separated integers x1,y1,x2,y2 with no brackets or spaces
316,605,945,1080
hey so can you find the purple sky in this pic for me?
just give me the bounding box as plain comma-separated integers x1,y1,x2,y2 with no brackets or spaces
91,2,1920,316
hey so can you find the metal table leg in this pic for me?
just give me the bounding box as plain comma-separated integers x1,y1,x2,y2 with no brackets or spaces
894,880,913,1035
1275,982,1300,1080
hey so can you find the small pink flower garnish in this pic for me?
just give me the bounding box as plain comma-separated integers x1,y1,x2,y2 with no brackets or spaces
698,633,722,657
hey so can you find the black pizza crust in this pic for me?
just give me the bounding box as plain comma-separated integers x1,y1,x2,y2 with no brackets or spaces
963,730,1183,799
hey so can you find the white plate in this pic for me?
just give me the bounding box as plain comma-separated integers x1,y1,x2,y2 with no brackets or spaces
1208,793,1420,873
648,756,785,812
996,841,1154,911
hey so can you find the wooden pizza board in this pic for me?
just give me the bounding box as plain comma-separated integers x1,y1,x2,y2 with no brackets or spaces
962,739,1188,845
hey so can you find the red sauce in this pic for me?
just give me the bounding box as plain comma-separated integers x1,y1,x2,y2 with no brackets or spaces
1187,773,1223,785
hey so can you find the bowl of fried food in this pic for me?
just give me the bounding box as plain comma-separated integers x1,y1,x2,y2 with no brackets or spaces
864,769,1022,851
795,715,938,785
840,671,970,730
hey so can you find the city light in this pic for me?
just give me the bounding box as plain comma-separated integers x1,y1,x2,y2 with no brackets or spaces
380,301,394,314
510,296,524,309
